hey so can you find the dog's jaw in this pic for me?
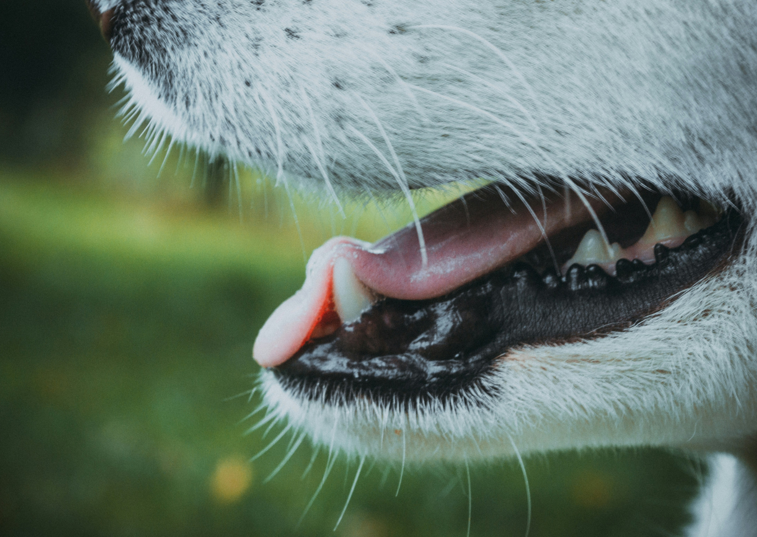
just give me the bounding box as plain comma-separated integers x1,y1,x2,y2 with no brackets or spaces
260,247,757,461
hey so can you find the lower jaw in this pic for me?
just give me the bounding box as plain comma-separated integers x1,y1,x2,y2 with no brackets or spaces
273,188,744,407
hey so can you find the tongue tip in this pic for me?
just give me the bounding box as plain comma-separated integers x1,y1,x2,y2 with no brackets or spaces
253,236,365,368
253,291,317,368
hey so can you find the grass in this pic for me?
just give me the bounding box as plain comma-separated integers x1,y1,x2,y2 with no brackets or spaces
0,168,702,537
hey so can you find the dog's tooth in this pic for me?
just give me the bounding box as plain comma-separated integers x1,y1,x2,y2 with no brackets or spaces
332,257,376,324
639,196,686,244
565,229,623,267
683,210,709,234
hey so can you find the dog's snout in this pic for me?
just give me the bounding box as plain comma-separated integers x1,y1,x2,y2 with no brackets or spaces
86,1,114,42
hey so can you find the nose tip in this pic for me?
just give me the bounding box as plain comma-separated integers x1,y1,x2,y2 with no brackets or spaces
86,1,115,42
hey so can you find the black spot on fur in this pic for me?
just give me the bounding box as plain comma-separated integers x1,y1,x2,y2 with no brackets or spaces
285,28,300,40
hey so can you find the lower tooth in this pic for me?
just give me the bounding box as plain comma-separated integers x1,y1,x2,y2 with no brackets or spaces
332,257,376,324
565,229,622,268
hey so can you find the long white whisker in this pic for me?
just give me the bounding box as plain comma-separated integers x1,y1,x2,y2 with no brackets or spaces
464,457,472,537
298,419,340,526
367,51,429,122
237,403,266,424
264,433,306,483
300,87,345,217
507,433,532,537
347,123,428,267
232,161,243,221
408,24,544,122
302,446,321,480
334,456,366,531
251,422,293,462
156,137,176,177
440,62,540,134
244,410,277,434
223,386,257,403
261,88,285,185
299,454,337,527
506,185,559,275
408,84,609,243
407,84,538,152
396,429,406,497
356,97,428,267
303,139,345,217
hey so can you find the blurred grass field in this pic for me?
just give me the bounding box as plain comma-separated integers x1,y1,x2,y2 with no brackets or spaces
0,4,704,535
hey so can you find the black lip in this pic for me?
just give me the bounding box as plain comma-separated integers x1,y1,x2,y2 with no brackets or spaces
274,207,743,408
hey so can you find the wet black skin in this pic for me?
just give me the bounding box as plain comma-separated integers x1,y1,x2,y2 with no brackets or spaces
275,209,742,407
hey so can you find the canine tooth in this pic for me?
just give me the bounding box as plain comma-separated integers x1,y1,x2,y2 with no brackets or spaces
683,210,704,234
639,196,686,244
565,229,623,267
332,257,376,324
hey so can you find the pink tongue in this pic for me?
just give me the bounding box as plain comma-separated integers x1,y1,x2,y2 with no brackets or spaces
254,188,612,367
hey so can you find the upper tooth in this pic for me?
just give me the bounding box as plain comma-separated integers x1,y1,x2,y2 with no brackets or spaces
683,210,704,234
639,196,686,244
565,229,623,267
332,257,376,324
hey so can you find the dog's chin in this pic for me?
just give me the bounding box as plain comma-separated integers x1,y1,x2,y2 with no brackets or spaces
257,184,757,462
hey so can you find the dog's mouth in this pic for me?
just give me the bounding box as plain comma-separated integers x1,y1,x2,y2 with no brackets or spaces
256,180,742,406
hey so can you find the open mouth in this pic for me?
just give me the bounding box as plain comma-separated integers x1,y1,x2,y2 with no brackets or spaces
256,179,743,406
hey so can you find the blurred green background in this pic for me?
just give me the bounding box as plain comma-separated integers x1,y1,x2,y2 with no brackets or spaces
0,3,704,536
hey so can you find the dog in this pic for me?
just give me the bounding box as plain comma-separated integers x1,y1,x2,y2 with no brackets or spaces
87,0,757,534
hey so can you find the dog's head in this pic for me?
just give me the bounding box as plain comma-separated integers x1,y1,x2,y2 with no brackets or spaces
90,0,757,461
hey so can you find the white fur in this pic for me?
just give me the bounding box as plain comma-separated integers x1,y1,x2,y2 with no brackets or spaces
99,0,757,534
687,454,757,537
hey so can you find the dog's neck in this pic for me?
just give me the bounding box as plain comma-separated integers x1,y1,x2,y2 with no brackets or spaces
686,440,757,537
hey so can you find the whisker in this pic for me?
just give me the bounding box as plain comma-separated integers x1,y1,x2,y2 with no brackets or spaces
223,387,258,403
367,51,430,123
407,84,609,243
302,446,321,480
347,124,428,267
334,456,366,531
156,137,175,178
356,97,429,268
232,161,243,221
464,457,472,537
243,409,277,434
439,62,540,134
507,185,560,275
250,422,293,462
264,433,306,483
262,415,281,438
298,419,340,526
300,87,345,217
507,433,532,537
408,24,544,122
396,429,406,497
